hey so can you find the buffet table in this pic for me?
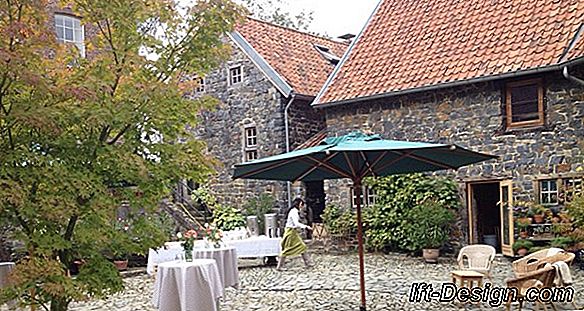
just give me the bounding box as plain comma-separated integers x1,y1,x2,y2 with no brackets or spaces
152,259,223,311
226,236,281,258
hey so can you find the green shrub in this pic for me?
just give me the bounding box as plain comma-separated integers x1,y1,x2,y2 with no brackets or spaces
399,199,455,251
362,173,460,251
212,204,246,231
322,204,356,235
550,236,574,249
243,194,275,233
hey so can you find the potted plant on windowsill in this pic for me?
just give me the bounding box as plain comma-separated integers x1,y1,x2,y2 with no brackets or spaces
405,198,455,263
529,204,547,224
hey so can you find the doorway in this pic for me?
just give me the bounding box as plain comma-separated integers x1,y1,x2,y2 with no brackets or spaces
470,183,501,252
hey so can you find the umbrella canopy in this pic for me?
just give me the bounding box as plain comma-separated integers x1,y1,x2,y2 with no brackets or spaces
232,132,496,310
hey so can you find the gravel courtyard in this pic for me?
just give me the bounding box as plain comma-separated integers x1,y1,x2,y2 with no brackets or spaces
63,252,584,311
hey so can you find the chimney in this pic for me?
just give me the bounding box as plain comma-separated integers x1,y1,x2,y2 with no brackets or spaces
338,33,356,44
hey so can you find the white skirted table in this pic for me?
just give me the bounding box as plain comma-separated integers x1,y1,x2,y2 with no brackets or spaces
0,262,14,288
192,246,239,289
152,259,223,311
226,236,281,258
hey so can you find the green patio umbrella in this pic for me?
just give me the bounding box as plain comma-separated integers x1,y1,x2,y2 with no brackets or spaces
232,132,496,311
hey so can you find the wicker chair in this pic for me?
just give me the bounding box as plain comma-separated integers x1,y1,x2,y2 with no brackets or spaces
512,248,570,277
457,244,496,280
505,265,557,311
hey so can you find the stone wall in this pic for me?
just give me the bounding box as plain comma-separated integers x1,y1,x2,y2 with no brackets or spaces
321,69,584,243
191,42,289,211
287,97,326,150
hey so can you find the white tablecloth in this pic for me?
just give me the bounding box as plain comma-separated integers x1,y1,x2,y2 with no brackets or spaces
147,241,206,275
152,259,223,311
226,236,281,258
0,262,14,288
193,247,239,289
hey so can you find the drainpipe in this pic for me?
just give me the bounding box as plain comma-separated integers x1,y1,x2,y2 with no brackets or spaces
284,93,297,209
563,66,584,86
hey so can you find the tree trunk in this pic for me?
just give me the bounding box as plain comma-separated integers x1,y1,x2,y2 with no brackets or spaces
50,297,70,311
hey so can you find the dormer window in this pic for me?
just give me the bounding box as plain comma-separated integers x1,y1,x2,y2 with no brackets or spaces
314,44,340,65
505,79,544,129
55,14,85,57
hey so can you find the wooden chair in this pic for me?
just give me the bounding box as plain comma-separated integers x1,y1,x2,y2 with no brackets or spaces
506,265,556,311
311,223,329,248
457,244,496,281
512,248,569,277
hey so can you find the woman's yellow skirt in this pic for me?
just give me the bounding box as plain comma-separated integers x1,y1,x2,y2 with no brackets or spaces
280,228,307,257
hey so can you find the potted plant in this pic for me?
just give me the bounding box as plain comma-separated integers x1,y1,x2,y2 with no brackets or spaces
515,218,531,238
406,199,455,263
512,239,534,257
113,251,129,271
529,204,547,224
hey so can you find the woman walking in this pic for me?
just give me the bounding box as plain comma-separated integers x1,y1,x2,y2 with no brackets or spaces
277,198,314,271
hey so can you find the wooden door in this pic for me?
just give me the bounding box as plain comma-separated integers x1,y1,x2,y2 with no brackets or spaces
499,180,514,256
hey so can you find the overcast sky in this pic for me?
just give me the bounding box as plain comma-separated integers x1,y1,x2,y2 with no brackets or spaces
285,0,380,38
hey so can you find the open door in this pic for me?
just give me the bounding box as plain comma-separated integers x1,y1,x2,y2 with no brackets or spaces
499,180,514,256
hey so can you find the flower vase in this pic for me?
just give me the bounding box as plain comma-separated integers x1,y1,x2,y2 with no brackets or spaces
184,249,193,262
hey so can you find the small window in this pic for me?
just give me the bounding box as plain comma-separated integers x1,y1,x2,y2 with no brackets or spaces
195,77,205,93
245,150,258,161
229,66,243,85
350,186,376,208
55,14,85,57
539,179,558,205
505,79,544,128
562,178,582,203
245,127,257,147
314,44,341,65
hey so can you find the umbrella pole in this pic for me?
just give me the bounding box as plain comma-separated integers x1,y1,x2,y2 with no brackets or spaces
354,179,366,311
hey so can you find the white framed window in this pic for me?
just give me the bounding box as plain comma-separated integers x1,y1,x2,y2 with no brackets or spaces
539,179,558,205
195,77,205,93
350,186,376,208
562,177,582,203
245,150,258,162
245,127,257,147
243,125,258,162
55,14,85,57
229,65,242,85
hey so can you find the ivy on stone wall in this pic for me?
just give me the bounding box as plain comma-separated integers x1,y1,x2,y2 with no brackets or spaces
363,173,460,252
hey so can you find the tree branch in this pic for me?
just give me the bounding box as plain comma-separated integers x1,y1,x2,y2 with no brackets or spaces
107,123,132,145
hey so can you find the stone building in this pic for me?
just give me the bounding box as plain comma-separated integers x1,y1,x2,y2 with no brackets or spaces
191,18,347,219
312,0,584,255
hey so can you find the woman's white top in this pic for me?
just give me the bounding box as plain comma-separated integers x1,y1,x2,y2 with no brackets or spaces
285,208,309,229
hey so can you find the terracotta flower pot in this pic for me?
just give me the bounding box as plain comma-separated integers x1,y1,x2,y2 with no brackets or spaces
533,214,544,224
422,248,439,263
519,231,529,239
516,248,528,257
114,260,128,271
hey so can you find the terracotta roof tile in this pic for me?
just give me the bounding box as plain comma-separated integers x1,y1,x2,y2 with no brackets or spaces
235,18,348,97
316,0,584,106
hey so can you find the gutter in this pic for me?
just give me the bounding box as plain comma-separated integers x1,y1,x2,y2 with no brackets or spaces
563,66,584,85
315,56,584,109
284,93,297,208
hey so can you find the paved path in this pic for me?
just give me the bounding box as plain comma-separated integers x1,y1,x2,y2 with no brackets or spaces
3,252,583,310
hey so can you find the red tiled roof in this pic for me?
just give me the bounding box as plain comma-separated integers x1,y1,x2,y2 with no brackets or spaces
294,129,328,150
316,0,584,106
236,18,348,97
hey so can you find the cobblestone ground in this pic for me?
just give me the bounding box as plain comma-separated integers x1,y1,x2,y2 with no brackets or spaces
5,252,584,310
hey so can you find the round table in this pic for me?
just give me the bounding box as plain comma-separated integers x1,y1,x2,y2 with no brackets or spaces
193,246,239,289
0,262,15,288
152,259,223,311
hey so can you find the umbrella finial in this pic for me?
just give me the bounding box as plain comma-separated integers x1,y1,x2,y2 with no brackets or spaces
449,145,456,150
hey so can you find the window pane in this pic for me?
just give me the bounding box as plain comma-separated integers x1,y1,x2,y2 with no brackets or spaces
542,181,548,191
549,180,557,191
55,15,64,26
74,29,83,42
65,28,74,41
64,17,73,27
510,83,539,123
56,26,64,40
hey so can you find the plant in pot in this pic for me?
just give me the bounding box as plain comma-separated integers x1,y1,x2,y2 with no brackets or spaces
512,239,533,257
529,204,547,224
405,199,455,263
515,218,531,238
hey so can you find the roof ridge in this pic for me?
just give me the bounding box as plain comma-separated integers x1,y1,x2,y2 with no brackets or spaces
244,16,349,47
